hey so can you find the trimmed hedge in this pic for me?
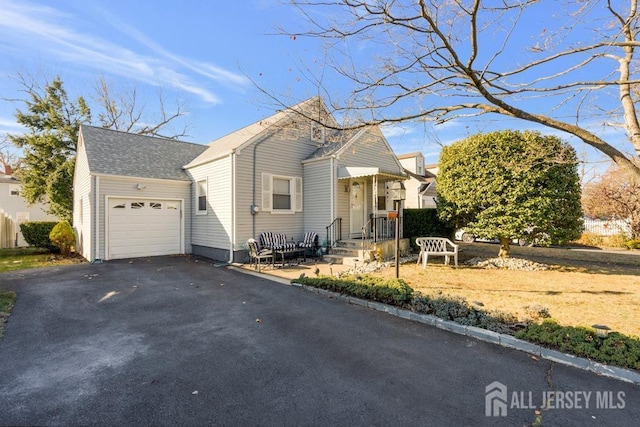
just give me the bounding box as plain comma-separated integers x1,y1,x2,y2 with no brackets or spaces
292,275,413,306
516,320,640,371
19,221,59,251
409,292,519,334
403,209,455,251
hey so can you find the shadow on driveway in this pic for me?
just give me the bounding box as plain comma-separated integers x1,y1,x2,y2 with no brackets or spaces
0,255,638,426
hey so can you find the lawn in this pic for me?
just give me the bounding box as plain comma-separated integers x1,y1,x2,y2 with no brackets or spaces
378,243,640,338
0,247,84,273
0,290,17,338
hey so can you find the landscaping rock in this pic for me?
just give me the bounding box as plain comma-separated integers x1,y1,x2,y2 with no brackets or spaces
464,256,551,271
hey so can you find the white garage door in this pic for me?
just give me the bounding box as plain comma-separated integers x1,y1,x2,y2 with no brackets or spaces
107,198,182,259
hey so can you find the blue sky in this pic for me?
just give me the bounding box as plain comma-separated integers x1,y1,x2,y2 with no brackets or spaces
0,0,625,170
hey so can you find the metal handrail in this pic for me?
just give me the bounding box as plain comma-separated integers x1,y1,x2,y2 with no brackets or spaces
325,217,342,249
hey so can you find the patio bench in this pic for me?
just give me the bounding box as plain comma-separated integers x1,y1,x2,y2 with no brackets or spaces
259,232,305,267
416,237,459,268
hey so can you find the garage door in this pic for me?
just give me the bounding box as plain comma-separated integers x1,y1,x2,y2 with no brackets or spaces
107,198,182,259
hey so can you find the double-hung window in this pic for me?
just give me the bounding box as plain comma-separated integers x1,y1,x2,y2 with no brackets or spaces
196,179,207,214
262,173,302,213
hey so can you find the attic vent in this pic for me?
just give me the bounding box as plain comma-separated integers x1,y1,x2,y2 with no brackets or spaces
311,125,325,143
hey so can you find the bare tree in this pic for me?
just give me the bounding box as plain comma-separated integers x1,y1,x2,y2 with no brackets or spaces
94,76,188,139
0,136,22,175
276,0,640,179
582,166,640,239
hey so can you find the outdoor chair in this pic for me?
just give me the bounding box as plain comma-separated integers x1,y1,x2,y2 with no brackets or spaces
247,238,273,271
298,232,318,256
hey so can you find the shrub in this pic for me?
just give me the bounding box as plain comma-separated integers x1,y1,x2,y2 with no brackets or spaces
19,221,59,251
49,221,75,256
625,239,640,250
515,319,640,370
403,209,455,252
409,292,518,333
292,275,413,306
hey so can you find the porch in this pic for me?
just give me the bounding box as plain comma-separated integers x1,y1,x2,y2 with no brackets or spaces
324,167,409,265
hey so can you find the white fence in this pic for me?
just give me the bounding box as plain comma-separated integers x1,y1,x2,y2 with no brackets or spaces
0,208,17,248
582,218,631,237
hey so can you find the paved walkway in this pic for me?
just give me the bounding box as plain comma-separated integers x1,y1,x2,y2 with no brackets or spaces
0,255,638,426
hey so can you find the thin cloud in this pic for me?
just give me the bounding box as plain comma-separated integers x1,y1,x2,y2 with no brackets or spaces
0,1,247,105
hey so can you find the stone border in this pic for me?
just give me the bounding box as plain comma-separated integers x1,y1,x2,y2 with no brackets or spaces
230,265,640,385
289,282,640,385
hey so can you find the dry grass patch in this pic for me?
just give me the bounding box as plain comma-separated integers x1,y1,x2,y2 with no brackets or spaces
379,243,640,338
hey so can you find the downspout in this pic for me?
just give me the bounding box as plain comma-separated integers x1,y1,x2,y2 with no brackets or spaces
251,137,268,238
330,157,335,223
94,175,100,262
230,152,235,263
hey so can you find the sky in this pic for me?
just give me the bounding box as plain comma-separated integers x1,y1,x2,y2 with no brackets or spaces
0,0,627,171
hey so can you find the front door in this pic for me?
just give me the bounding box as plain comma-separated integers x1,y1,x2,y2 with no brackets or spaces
350,180,365,237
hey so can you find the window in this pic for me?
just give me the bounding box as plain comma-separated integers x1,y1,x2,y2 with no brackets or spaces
131,202,145,209
273,178,291,210
150,202,162,210
9,185,20,196
196,179,207,214
262,173,302,213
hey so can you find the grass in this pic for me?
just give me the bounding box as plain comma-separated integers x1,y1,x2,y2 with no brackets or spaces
0,247,83,273
378,243,640,338
0,290,17,338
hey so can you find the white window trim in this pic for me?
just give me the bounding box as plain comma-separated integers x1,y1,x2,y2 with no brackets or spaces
196,178,208,215
261,173,302,214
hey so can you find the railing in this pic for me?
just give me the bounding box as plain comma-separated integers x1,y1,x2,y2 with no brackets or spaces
368,213,398,242
325,217,342,249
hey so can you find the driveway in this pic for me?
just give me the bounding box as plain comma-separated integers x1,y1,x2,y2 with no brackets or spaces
0,256,638,426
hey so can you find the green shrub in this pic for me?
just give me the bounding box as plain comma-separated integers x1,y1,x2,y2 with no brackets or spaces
409,292,518,333
515,319,640,370
49,221,75,256
19,221,59,251
626,239,640,250
292,275,413,306
403,209,455,252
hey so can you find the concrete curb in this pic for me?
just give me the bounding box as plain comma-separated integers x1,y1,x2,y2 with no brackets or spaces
231,266,640,385
296,285,640,385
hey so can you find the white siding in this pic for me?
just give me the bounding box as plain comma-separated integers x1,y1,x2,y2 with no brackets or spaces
187,156,233,251
337,129,403,174
97,176,191,260
303,159,333,241
73,140,93,260
234,129,319,245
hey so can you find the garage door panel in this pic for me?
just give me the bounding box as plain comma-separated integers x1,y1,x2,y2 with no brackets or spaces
107,198,182,260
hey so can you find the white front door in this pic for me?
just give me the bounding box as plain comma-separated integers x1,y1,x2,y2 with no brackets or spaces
349,180,365,237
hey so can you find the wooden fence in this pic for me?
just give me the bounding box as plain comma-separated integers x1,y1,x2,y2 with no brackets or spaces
0,208,17,248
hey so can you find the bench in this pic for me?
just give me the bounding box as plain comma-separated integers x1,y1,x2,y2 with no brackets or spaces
415,237,459,268
258,232,308,268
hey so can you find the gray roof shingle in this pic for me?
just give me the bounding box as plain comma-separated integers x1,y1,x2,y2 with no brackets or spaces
81,125,208,181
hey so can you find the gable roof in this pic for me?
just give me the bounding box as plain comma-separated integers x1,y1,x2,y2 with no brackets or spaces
80,125,207,181
185,97,331,168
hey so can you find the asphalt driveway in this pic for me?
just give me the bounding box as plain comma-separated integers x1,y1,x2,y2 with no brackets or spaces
0,255,638,426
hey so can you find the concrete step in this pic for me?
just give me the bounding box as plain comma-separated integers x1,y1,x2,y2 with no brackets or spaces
335,239,374,250
322,254,364,267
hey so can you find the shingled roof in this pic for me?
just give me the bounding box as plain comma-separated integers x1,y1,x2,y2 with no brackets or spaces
80,125,208,181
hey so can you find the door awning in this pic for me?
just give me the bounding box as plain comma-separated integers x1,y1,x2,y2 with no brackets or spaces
337,166,406,180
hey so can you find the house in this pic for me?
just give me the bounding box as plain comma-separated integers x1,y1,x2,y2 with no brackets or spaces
73,97,408,263
397,152,438,209
0,173,58,248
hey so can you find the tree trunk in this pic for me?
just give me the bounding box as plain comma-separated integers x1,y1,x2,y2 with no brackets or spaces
498,238,511,258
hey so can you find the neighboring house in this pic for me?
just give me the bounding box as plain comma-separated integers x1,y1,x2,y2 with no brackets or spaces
397,152,438,209
73,97,407,263
0,174,58,248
